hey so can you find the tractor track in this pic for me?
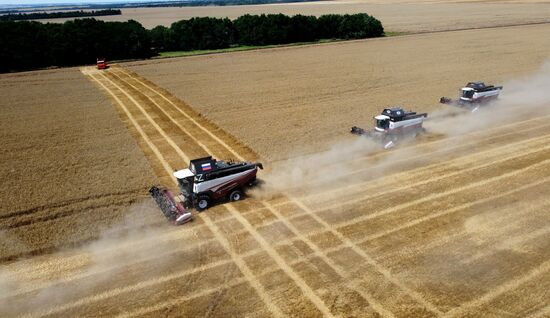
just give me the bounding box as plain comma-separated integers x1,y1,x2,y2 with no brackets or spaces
107,66,445,316
89,67,397,317
0,198,139,231
298,120,550,200
3,118,546,263
81,66,548,314
104,68,378,316
5,64,547,317
90,70,289,318
0,188,147,220
104,68,340,317
443,259,550,318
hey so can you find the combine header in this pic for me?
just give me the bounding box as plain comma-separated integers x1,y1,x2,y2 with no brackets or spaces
150,156,263,224
351,107,427,149
149,186,192,225
440,81,502,111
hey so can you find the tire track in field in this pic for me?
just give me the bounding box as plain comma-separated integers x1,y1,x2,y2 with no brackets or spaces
260,200,395,317
20,139,548,306
301,129,550,208
369,190,550,257
112,278,250,318
269,137,550,243
113,67,248,161
0,188,145,220
1,236,221,301
0,199,137,231
112,67,393,316
461,217,550,265
346,111,550,166
277,133,550,315
372,186,550,269
113,66,427,316
88,70,285,318
116,64,549,210
302,142,550,235
21,258,236,318
105,71,212,158
246,176,550,277
119,64,536,316
287,196,444,316
18,171,541,310
88,72,176,187
266,111,550,196
104,69,333,317
97,72,192,164
97,66,548,316
526,304,550,318
442,259,550,318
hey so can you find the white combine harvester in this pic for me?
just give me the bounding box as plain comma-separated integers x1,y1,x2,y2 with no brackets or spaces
150,156,263,225
351,107,428,149
440,81,503,112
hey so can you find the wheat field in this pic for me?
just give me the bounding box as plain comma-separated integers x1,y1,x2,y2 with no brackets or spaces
1,9,549,318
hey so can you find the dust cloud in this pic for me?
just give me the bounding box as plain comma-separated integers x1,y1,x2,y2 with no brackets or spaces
426,61,550,136
254,61,550,199
0,200,179,317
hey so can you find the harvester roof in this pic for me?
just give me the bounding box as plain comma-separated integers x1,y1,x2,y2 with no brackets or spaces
187,156,257,176
465,81,498,92
381,107,419,121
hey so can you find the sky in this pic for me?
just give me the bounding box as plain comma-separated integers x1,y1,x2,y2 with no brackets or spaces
0,0,177,6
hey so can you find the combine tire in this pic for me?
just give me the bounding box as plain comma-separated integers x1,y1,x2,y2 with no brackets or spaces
197,195,210,211
229,190,243,202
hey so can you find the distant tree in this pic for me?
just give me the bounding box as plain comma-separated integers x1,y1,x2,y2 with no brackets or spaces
233,14,264,45
338,13,384,39
289,14,317,43
171,17,234,51
150,25,175,51
0,18,152,72
0,12,384,73
316,14,343,39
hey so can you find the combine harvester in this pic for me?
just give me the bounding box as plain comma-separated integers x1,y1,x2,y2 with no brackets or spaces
150,156,263,225
440,81,502,112
96,58,108,70
351,107,428,149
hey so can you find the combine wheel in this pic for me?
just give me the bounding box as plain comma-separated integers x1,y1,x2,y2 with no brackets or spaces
229,190,243,202
197,195,210,211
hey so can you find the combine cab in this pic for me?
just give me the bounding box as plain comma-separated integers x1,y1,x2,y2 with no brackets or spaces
351,107,427,149
150,156,263,224
96,58,108,70
440,81,502,111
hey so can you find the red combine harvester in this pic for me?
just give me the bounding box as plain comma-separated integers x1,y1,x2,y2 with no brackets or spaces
150,156,263,225
96,58,108,70
351,107,428,149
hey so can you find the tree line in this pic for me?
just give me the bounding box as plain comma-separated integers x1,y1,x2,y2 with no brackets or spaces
0,13,383,73
152,13,383,51
0,9,122,21
0,19,151,72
